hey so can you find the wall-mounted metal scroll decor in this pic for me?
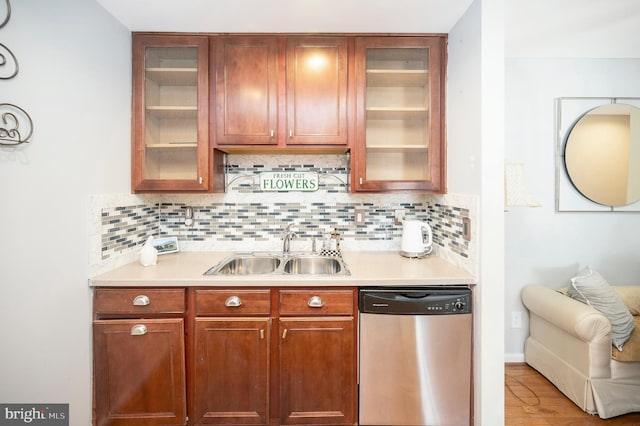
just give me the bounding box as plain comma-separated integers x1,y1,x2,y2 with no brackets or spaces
0,0,10,29
0,103,33,145
0,0,17,80
0,42,19,79
1,0,33,146
0,0,18,80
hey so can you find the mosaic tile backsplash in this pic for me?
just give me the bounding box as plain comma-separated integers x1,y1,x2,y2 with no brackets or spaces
92,155,476,275
100,205,159,259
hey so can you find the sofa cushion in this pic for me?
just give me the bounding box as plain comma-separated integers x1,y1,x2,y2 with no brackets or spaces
613,286,640,316
612,317,640,361
568,267,635,351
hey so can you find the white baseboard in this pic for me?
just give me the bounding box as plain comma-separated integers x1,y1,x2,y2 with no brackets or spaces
505,353,525,363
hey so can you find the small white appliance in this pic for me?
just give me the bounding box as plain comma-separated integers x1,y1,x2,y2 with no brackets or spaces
400,220,433,258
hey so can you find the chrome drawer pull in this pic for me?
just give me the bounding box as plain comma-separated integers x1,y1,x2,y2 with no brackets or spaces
225,296,242,307
132,295,150,306
130,324,148,336
307,296,324,308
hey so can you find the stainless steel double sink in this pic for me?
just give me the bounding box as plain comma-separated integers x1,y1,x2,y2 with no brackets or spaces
204,252,350,276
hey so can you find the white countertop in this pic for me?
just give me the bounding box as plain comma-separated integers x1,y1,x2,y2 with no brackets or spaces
89,251,475,287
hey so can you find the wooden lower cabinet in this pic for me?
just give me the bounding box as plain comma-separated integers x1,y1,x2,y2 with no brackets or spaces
93,318,187,426
93,287,356,426
279,318,356,425
191,287,357,426
192,318,270,425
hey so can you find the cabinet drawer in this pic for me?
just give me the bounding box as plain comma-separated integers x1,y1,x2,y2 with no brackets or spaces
279,289,354,316
94,288,185,317
195,289,271,316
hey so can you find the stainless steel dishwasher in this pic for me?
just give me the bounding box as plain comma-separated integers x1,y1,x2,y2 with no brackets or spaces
359,287,473,426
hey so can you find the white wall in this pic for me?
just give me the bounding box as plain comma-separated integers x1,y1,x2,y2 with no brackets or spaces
0,0,131,422
504,58,640,360
447,0,481,196
449,0,506,424
0,1,508,425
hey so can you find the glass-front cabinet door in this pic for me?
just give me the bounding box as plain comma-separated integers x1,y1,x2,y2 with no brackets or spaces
132,35,210,192
353,37,446,192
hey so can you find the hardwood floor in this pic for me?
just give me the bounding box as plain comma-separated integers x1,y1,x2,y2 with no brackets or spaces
505,363,640,425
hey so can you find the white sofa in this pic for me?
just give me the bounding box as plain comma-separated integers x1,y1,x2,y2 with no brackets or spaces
522,284,640,419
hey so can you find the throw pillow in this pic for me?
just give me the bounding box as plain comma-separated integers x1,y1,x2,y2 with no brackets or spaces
567,266,635,351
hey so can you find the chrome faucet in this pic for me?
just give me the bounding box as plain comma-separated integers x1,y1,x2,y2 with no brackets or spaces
282,224,297,254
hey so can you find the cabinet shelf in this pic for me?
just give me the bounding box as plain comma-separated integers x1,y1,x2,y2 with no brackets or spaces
366,69,428,87
146,67,198,85
146,106,198,118
367,145,428,151
146,143,198,149
366,107,427,120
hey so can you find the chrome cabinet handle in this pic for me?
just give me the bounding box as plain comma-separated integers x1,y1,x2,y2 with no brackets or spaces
270,129,275,137
307,296,324,308
132,295,150,306
289,129,293,138
225,296,242,307
282,328,287,339
130,324,148,336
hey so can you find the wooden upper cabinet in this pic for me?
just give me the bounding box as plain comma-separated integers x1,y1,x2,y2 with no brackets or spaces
352,36,446,193
132,34,211,192
215,36,279,145
130,33,447,193
214,35,349,148
285,36,349,146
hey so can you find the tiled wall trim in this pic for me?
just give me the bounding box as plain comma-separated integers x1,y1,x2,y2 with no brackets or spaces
90,155,477,276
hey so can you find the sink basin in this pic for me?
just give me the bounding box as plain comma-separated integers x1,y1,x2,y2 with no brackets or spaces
205,253,281,275
204,252,349,276
283,256,343,275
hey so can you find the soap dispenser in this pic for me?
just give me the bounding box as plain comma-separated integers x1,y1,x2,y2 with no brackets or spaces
330,228,341,252
139,236,158,267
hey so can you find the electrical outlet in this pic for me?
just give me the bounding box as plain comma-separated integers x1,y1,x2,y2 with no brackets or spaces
394,209,405,225
511,311,522,329
462,217,471,241
354,208,365,225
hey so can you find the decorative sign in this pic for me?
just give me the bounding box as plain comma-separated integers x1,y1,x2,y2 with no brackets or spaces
259,172,319,192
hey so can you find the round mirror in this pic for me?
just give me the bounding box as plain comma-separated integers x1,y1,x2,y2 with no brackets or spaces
564,103,640,206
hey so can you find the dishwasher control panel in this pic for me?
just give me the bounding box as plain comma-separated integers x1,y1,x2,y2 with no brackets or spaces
359,287,472,315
